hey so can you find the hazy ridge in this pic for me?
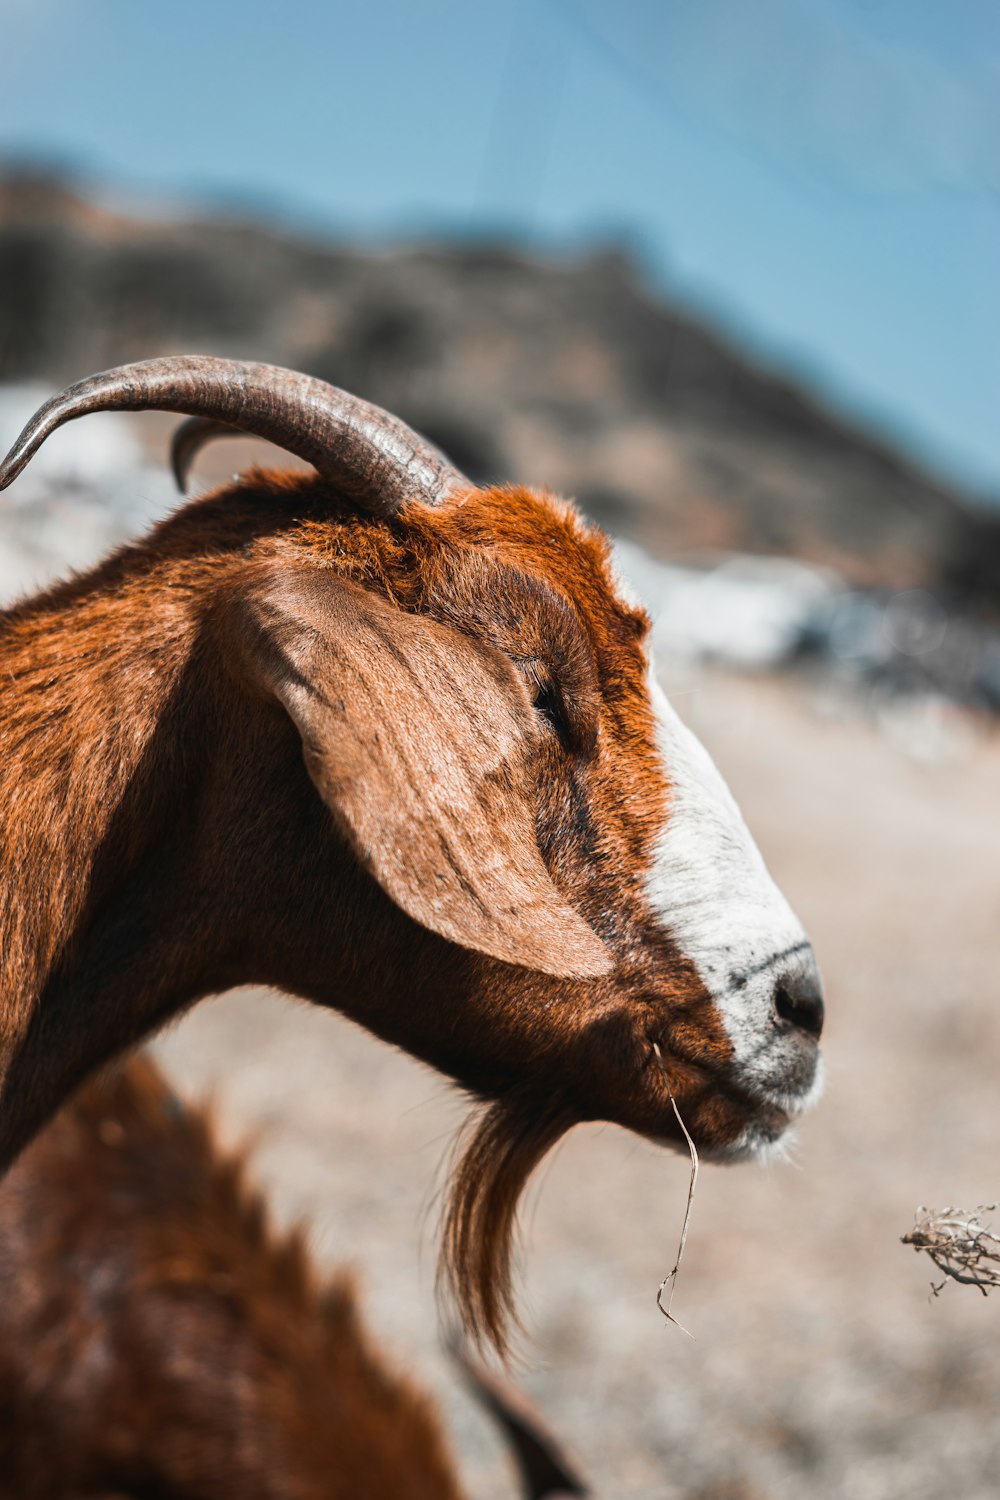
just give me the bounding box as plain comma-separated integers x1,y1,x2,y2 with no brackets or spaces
1,169,996,607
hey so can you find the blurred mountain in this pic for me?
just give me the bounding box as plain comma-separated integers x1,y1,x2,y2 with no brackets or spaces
1,168,996,604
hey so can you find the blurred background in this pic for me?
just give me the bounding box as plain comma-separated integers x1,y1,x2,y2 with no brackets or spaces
0,2,998,1496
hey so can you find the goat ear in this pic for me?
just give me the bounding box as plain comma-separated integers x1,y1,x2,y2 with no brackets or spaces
230,570,613,979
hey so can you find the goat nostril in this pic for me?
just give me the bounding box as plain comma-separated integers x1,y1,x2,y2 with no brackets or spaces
773,971,825,1041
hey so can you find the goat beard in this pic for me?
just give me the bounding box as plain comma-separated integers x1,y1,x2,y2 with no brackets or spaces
441,1084,577,1360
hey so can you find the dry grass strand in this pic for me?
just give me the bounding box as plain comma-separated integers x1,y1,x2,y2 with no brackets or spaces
652,1041,699,1338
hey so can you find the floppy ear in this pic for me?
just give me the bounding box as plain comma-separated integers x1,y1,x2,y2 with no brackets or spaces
227,568,612,979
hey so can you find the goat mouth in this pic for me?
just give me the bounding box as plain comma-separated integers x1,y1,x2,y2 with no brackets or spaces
644,1035,819,1159
732,1047,825,1119
712,1055,824,1165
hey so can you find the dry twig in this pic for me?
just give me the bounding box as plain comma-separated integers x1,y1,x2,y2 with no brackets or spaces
902,1204,1000,1298
651,1041,699,1337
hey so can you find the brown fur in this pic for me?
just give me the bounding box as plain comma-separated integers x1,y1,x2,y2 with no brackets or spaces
0,470,768,1352
0,1053,470,1499
0,1057,591,1500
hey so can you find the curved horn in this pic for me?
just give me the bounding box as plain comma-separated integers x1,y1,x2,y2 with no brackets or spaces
170,416,243,494
0,356,468,514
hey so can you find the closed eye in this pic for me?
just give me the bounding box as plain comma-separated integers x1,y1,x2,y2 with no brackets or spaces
519,655,597,756
532,678,570,742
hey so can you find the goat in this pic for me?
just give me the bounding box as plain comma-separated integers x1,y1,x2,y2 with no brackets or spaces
0,1051,587,1499
0,357,825,1350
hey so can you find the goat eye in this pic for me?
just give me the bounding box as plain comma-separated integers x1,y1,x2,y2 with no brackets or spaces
532,680,568,740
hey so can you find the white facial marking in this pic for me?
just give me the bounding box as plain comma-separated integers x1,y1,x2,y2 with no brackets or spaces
646,667,822,1118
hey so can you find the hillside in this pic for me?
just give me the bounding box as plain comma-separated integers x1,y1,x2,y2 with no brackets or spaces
1,169,996,602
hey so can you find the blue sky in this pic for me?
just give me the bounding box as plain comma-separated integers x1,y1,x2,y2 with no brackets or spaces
1,0,998,500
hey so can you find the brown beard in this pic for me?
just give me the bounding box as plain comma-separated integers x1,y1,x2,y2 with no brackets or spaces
441,1085,578,1358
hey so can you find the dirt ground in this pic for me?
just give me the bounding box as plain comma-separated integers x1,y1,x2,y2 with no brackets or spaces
150,668,1000,1500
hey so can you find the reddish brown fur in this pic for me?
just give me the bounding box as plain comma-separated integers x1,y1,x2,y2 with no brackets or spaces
0,469,763,1351
0,1052,469,1499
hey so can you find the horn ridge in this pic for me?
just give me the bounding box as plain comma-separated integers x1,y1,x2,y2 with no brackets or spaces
0,356,468,515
